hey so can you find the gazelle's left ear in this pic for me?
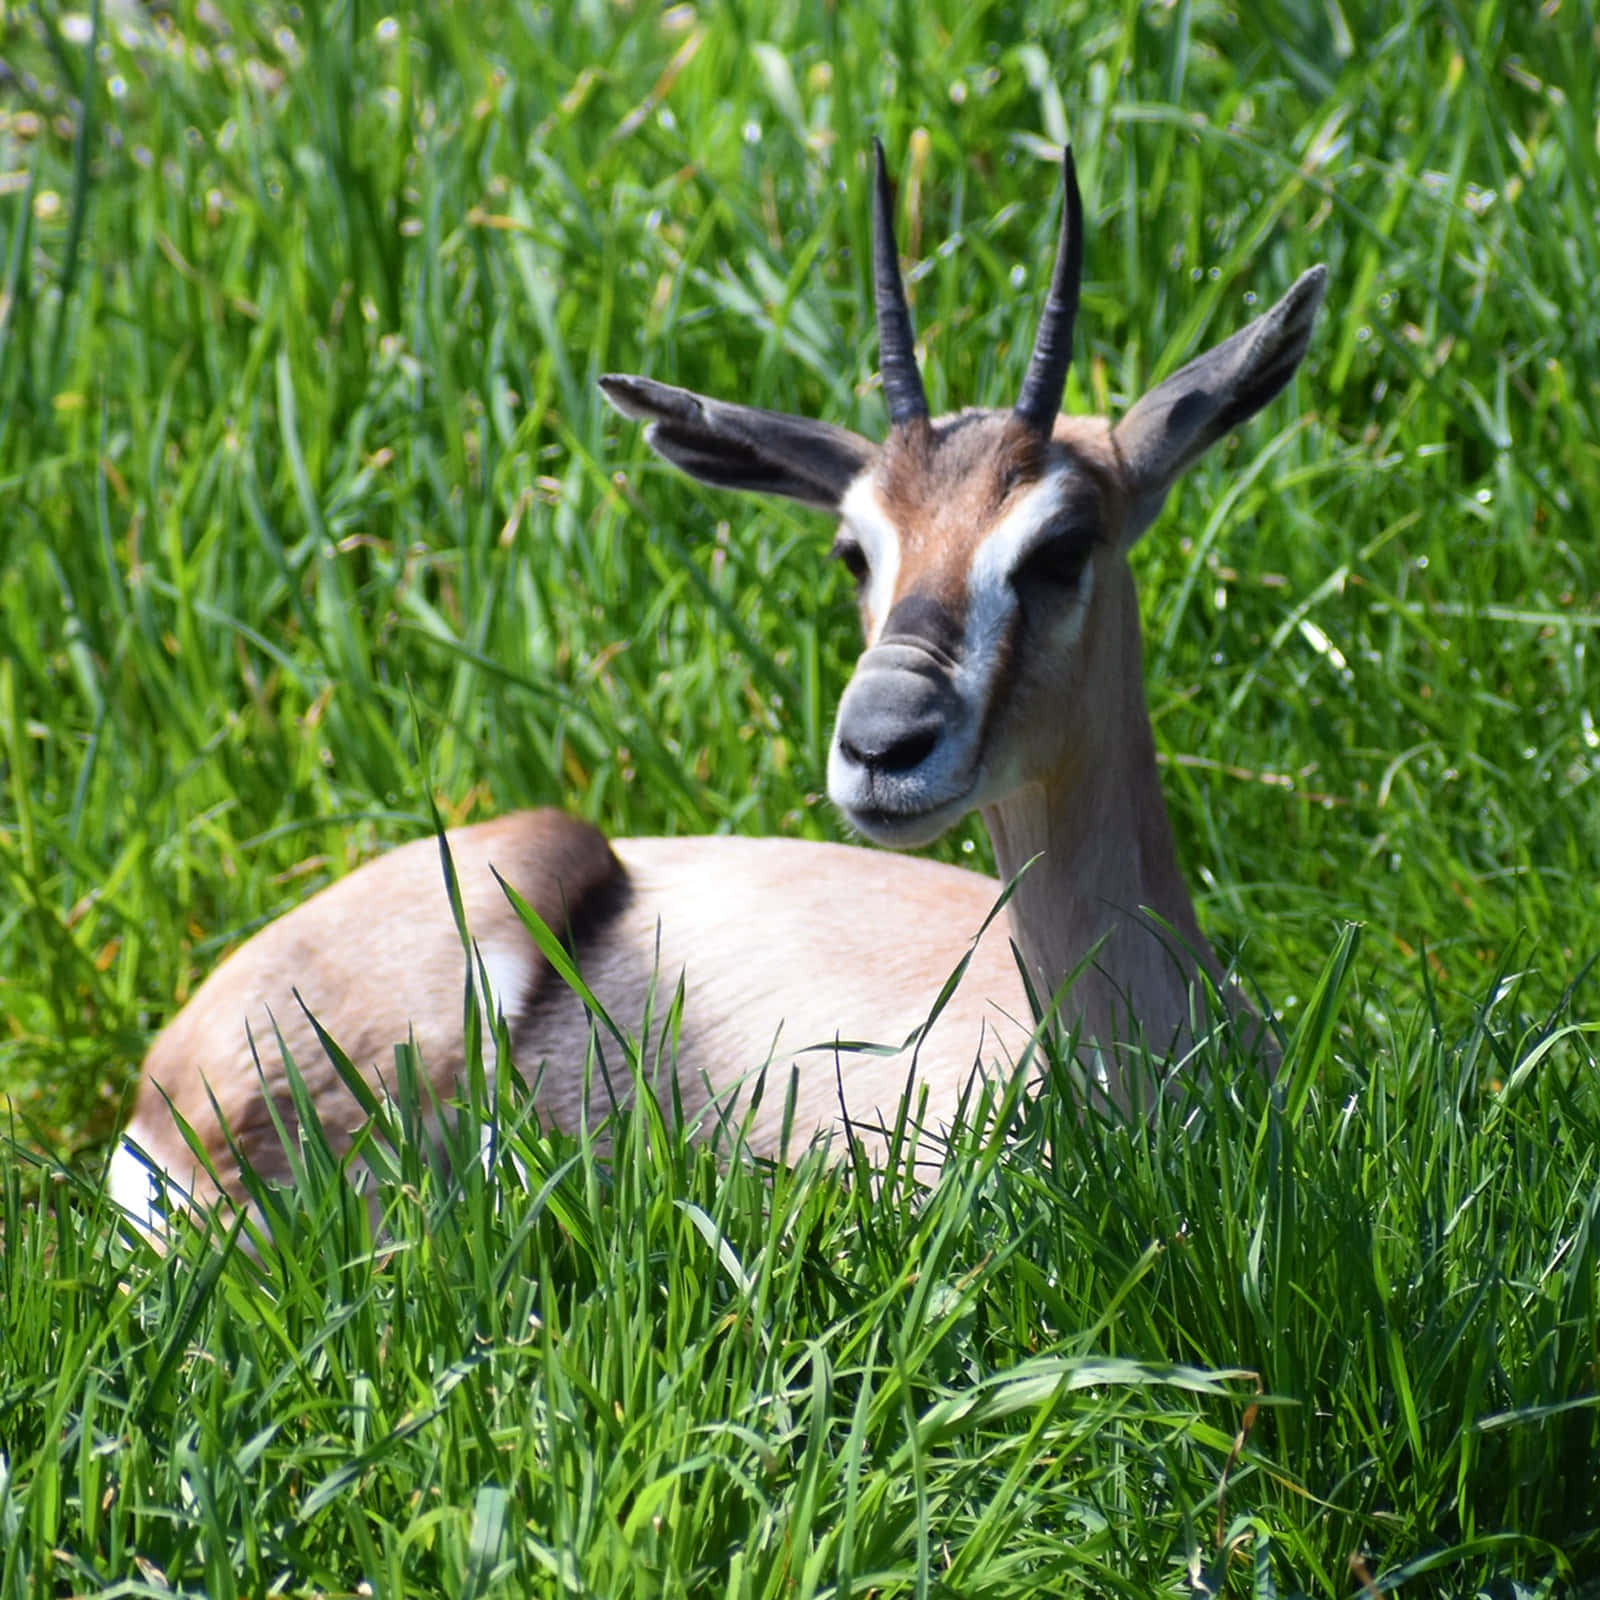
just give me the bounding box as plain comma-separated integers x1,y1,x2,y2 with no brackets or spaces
600,374,875,513
1112,265,1326,544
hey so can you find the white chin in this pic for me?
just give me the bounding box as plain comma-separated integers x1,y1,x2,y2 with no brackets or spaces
840,796,971,850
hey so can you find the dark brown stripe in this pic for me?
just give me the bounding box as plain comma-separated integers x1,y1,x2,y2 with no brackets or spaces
879,593,965,665
507,824,634,1054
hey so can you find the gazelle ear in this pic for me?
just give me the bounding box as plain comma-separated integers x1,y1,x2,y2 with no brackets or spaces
1112,265,1326,543
600,374,875,513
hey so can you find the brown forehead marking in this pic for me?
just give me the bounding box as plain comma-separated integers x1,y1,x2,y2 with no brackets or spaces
1051,413,1128,531
872,410,1126,617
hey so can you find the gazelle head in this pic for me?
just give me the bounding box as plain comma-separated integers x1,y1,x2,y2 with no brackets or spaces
602,144,1324,851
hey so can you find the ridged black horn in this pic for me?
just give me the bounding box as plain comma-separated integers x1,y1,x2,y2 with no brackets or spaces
1014,147,1084,434
872,138,929,427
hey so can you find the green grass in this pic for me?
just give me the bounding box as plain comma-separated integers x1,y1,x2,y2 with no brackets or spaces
2,0,1598,1592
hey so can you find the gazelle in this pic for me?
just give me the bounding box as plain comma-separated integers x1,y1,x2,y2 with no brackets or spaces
109,144,1324,1227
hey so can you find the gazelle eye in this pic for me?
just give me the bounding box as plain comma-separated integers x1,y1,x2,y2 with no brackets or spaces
831,535,870,583
1013,527,1094,593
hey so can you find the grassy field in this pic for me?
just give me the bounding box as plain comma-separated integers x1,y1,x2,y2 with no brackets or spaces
3,0,1599,1593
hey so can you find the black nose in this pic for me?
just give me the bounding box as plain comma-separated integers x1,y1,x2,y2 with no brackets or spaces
838,715,940,774
835,664,947,773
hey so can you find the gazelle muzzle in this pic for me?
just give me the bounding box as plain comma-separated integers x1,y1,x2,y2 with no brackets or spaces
829,637,983,847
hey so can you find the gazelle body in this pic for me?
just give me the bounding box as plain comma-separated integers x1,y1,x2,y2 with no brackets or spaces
111,823,1034,1217
111,144,1324,1226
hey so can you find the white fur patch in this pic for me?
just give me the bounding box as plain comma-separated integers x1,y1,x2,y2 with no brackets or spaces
961,468,1093,682
837,476,902,644
106,1131,192,1240
472,936,537,1028
106,1138,159,1232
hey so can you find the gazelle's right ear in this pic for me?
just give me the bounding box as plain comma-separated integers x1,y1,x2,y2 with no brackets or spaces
1112,265,1326,543
600,374,876,513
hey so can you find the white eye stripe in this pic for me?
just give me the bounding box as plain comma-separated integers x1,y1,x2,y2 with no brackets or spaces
838,476,902,645
960,470,1076,675
840,466,1088,662
969,471,1074,591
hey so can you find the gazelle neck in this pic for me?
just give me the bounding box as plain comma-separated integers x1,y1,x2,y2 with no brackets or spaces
978,567,1219,1075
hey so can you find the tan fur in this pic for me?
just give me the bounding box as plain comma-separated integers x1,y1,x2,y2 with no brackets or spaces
120,818,1032,1205
528,835,1032,1153
977,552,1227,1089
125,813,615,1202
877,414,1127,610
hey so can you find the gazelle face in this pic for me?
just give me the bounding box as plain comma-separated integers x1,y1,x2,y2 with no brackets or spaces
601,142,1324,854
827,415,1121,846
